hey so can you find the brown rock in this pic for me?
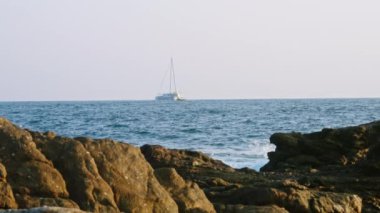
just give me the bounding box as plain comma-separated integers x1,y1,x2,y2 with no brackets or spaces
0,163,7,181
309,193,362,213
0,117,376,212
208,178,230,187
31,133,118,212
154,168,216,213
78,138,178,213
0,118,75,209
14,196,79,210
0,163,17,209
141,144,234,172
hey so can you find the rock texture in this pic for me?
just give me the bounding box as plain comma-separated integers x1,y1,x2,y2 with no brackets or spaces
260,122,380,172
141,144,234,172
1,117,380,212
0,163,17,209
77,137,178,213
154,168,216,213
141,121,380,213
0,118,182,212
0,118,76,209
29,133,118,212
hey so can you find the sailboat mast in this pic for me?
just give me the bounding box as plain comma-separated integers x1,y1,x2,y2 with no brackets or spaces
171,58,178,93
169,58,172,93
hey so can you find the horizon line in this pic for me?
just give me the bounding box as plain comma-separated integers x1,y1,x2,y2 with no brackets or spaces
1,96,380,103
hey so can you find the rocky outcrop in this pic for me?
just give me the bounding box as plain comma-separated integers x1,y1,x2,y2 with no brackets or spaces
141,120,380,213
261,121,380,172
77,138,178,213
141,144,367,212
1,117,380,212
259,121,380,212
154,168,216,213
0,118,181,212
0,163,17,209
141,144,234,172
29,133,118,212
0,118,77,209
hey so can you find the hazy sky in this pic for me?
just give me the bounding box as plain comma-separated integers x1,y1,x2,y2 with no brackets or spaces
1,1,379,101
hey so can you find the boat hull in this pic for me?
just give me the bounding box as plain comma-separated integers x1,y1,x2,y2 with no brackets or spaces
155,93,184,101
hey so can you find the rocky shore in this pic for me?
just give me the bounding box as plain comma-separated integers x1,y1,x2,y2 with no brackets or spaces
0,117,379,212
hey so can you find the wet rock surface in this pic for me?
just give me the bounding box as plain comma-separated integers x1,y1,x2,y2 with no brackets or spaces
1,117,380,212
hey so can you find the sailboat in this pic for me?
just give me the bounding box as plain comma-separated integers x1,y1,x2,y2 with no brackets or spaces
155,58,185,101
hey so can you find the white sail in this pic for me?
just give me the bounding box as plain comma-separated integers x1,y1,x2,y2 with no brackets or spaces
155,58,185,101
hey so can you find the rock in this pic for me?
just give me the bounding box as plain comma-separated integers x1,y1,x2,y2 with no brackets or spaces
0,118,76,209
261,121,380,172
279,188,362,213
140,144,238,192
30,133,118,213
207,178,230,187
154,168,216,213
1,117,379,212
309,193,362,213
141,144,234,172
0,163,7,181
206,183,363,212
0,163,17,209
13,197,79,211
361,142,380,175
77,138,178,213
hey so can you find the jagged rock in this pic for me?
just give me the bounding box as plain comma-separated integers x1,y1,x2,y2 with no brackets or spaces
309,193,362,213
141,144,234,172
139,126,373,212
0,118,76,209
1,117,379,212
0,163,7,181
276,188,362,213
209,184,362,212
0,163,17,209
77,138,178,213
261,121,380,172
30,132,118,212
154,168,216,213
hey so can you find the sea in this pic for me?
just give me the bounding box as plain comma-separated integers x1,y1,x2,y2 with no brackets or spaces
1,99,380,171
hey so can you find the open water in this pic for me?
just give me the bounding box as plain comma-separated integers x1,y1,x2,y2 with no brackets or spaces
1,99,380,170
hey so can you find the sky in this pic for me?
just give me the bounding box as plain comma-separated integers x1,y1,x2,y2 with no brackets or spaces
1,0,379,101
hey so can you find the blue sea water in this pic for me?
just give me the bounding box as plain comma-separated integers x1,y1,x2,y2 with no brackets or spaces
1,99,380,170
